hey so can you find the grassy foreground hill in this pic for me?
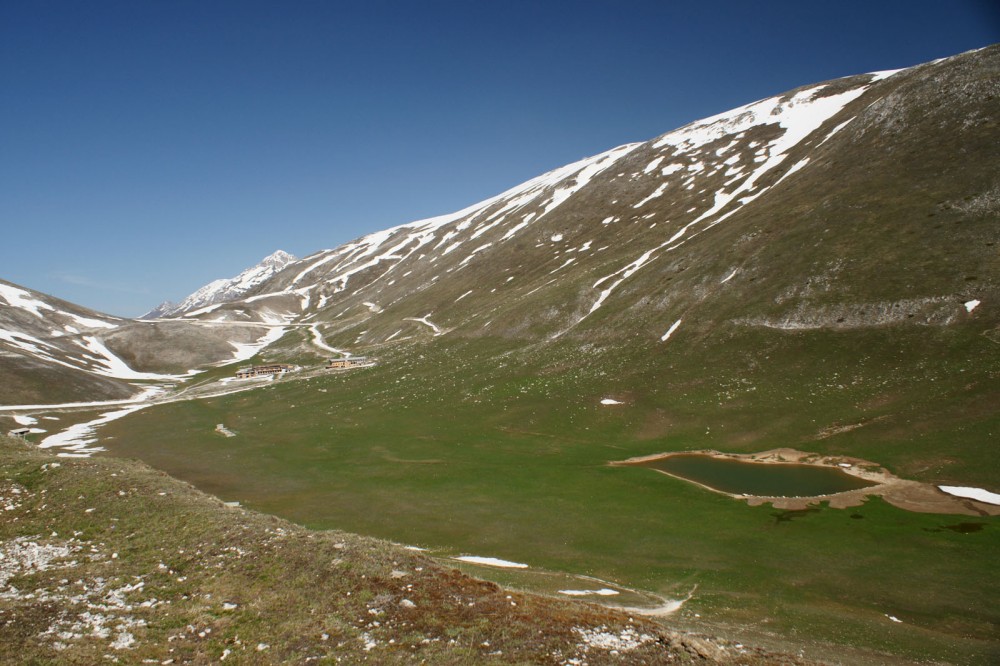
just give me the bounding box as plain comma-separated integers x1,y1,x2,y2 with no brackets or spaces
0,436,798,665
97,333,1000,665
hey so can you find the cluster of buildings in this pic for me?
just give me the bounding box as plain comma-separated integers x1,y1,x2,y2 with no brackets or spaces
234,356,371,380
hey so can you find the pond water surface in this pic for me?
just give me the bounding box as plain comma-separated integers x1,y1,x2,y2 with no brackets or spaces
633,454,879,497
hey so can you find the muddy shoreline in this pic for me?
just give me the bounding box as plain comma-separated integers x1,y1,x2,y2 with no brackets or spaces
611,448,1000,517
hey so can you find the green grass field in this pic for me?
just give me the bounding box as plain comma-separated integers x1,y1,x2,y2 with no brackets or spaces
99,325,1000,664
9,436,767,664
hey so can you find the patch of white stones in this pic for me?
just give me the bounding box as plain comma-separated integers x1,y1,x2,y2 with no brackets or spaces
575,625,656,651
560,625,656,664
0,533,149,651
0,479,152,652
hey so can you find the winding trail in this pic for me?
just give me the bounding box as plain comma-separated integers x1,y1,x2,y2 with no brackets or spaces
308,324,350,356
2,320,363,457
403,315,445,336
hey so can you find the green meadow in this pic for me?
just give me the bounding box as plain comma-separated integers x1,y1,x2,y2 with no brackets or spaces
101,327,1000,664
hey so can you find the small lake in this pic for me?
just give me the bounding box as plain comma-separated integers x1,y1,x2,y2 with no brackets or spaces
632,454,879,497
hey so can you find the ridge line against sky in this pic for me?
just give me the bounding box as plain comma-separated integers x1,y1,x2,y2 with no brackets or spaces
2,0,998,316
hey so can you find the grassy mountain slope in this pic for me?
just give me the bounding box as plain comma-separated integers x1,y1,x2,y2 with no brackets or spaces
1,436,797,664
180,46,997,349
98,331,1000,664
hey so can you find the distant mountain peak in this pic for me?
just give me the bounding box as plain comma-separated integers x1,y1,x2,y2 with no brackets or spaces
261,249,296,266
142,250,297,319
141,300,178,320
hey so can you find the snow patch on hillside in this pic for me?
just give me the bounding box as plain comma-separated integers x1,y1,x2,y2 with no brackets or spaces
660,319,682,342
938,486,1000,506
541,79,880,335
0,283,55,317
454,556,528,569
39,402,155,456
682,84,872,228
227,327,287,363
868,68,904,82
536,143,640,220
285,143,643,296
559,589,620,597
0,329,154,380
589,250,657,315
182,303,225,317
633,183,669,208
67,314,117,330
76,337,185,380
0,283,119,330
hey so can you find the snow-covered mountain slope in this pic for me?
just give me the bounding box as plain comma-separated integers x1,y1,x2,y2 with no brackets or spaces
142,250,296,319
0,278,290,405
0,279,143,403
184,46,996,350
2,46,996,407
0,280,122,338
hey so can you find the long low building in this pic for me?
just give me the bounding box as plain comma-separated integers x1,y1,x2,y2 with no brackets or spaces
326,356,369,369
235,364,293,379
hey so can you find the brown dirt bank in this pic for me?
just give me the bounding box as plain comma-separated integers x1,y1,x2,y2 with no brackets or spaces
612,448,1000,517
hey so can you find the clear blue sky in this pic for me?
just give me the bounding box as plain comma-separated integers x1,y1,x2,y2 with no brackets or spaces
2,1,997,316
